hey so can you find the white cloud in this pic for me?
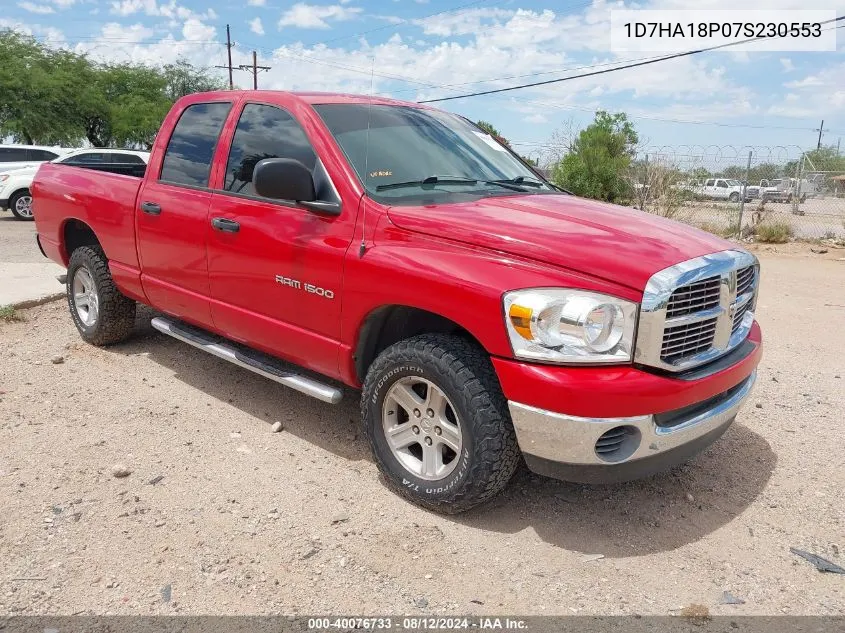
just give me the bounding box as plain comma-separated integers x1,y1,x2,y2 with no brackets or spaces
525,113,548,124
768,64,845,117
414,8,514,37
50,0,76,6
109,0,214,21
101,22,154,42
18,2,55,14
278,3,363,30
249,17,265,35
779,58,795,72
182,18,215,41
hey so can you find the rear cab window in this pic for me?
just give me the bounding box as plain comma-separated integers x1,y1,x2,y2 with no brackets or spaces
160,102,232,187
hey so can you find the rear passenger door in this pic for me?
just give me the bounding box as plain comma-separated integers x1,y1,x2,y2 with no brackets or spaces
136,100,233,328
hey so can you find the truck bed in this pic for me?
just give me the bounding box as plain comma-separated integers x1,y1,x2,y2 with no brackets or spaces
32,162,144,271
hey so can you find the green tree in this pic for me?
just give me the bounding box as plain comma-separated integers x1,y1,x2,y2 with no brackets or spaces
804,146,845,172
551,111,638,202
82,63,171,147
162,59,226,101
0,30,93,144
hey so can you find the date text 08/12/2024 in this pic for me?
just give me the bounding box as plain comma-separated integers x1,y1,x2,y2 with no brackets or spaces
307,617,528,630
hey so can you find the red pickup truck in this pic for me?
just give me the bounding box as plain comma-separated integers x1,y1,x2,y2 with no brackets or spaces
32,91,762,513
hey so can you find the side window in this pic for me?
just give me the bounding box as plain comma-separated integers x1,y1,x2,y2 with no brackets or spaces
224,103,317,196
28,149,59,161
114,153,145,164
705,179,714,187
160,102,231,187
717,180,728,188
0,148,28,162
64,152,108,164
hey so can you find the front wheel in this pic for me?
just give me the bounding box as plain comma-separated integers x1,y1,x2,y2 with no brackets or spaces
67,246,136,346
9,190,33,220
728,192,740,203
361,334,520,514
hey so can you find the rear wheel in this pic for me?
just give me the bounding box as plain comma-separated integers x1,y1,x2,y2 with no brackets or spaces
67,246,136,346
9,190,33,220
361,334,520,514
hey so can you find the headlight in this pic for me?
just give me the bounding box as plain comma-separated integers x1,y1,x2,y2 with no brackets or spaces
503,289,638,364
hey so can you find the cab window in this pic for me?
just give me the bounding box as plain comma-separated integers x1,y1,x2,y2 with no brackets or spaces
224,103,317,196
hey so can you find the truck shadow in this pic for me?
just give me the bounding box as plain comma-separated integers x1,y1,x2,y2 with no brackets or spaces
114,307,775,557
451,423,776,557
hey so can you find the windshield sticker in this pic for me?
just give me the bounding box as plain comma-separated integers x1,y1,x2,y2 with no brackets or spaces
369,170,393,178
472,131,508,152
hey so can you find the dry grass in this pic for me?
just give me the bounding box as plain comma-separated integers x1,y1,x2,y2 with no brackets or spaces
755,221,794,244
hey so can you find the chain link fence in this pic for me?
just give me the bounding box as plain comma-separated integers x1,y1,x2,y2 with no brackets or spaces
626,145,845,240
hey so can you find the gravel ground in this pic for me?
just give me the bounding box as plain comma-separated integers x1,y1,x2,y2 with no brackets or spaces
0,243,843,616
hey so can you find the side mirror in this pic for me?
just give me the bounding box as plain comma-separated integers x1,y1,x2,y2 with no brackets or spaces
253,158,316,202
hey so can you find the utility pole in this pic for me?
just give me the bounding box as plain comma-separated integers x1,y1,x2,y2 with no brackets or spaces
816,119,824,150
214,24,234,89
237,52,271,90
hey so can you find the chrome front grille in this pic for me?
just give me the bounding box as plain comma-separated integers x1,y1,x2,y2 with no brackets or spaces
736,265,755,296
665,277,721,318
635,251,759,372
661,316,718,362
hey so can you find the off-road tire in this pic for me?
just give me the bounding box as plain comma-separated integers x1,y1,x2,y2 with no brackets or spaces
361,334,520,514
67,246,136,346
728,192,740,203
9,189,34,220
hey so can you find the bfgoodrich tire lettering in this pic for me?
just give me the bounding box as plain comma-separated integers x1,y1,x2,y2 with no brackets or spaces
67,246,136,346
362,334,519,513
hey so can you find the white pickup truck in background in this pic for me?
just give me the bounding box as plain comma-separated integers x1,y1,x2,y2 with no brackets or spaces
697,178,750,202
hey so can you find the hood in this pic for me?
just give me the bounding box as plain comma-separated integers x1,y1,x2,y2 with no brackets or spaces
386,194,732,291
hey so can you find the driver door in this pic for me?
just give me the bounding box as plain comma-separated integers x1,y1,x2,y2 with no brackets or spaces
206,101,356,379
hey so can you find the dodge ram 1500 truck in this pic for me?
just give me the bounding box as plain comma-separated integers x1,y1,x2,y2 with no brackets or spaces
33,91,762,513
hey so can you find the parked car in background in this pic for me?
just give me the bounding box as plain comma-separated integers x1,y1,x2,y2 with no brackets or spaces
743,181,761,199
1,148,150,220
0,144,68,174
699,178,750,202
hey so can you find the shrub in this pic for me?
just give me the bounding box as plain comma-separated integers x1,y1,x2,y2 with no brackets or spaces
755,221,793,243
0,305,25,323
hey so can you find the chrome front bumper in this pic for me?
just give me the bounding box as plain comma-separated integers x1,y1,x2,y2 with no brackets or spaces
509,370,756,483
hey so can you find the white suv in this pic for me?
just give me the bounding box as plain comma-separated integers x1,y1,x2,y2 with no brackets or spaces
0,145,68,173
0,148,150,220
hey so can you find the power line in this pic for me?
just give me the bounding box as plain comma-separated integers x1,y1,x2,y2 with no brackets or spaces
419,18,845,103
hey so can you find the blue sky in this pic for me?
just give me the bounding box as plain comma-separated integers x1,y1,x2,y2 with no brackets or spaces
3,0,843,165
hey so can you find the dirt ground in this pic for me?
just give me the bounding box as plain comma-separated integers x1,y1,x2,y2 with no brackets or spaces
0,242,843,616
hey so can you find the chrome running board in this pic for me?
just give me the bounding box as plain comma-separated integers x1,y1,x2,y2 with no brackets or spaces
150,316,343,405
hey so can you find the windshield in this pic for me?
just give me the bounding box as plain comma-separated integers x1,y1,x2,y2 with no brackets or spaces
313,104,556,205
726,179,742,186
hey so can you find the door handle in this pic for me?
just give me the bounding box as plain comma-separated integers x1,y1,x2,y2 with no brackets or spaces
211,217,240,233
141,201,162,215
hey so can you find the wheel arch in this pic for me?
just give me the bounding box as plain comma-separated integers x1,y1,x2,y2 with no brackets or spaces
61,218,102,265
354,304,487,384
